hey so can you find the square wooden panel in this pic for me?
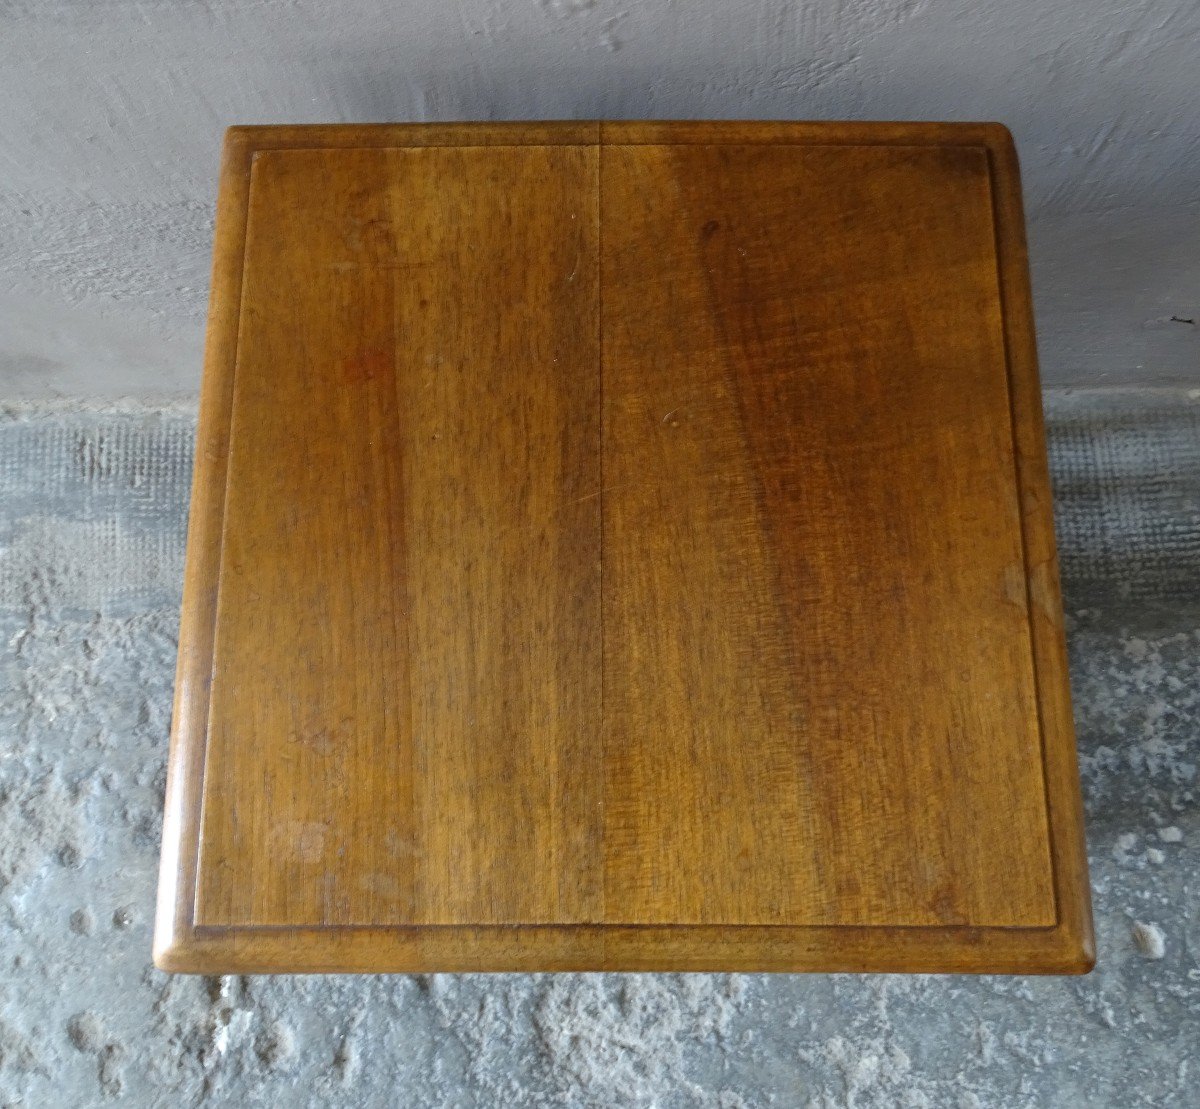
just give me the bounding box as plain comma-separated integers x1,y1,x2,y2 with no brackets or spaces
154,121,1093,974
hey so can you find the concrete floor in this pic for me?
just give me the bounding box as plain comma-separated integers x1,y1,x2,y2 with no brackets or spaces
0,389,1196,1107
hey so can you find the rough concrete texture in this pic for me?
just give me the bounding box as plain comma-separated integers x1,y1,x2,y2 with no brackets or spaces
1,0,1199,397
0,387,1197,1106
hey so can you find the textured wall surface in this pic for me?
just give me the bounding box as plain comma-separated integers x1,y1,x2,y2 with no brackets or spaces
0,388,1197,1105
1,0,1198,397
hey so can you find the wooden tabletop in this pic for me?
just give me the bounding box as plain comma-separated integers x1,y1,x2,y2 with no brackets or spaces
155,121,1093,974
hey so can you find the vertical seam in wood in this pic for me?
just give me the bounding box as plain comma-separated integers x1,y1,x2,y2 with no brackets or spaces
386,167,417,928
596,136,607,926
192,152,260,927
984,145,1061,927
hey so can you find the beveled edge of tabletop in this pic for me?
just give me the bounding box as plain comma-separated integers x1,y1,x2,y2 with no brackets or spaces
204,118,1026,151
153,120,1095,976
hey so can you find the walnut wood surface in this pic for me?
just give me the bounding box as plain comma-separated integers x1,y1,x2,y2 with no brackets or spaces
601,141,1053,928
195,145,602,928
155,121,1093,974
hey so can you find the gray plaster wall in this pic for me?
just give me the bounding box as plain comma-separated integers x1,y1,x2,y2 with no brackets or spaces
2,0,1199,398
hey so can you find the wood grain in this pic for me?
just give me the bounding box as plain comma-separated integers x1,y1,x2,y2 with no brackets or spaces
600,142,1054,928
155,121,1093,974
194,144,602,927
